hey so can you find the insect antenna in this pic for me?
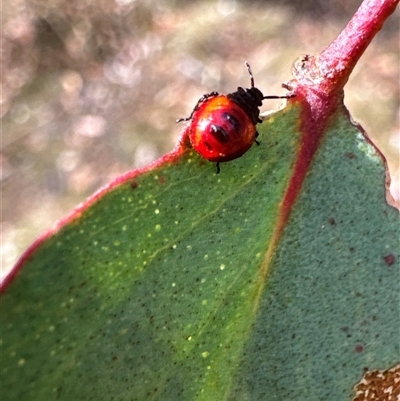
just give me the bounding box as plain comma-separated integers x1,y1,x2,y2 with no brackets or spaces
245,62,255,88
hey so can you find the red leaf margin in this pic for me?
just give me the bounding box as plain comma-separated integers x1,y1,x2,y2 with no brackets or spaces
0,137,190,293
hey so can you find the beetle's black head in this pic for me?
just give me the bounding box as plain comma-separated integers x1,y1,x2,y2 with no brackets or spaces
227,86,264,125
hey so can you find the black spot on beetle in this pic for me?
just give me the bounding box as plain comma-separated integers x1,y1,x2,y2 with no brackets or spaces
223,112,241,133
210,124,230,143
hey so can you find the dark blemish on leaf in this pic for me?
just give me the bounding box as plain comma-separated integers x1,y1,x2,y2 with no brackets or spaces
159,176,166,184
328,217,336,225
346,152,355,159
112,355,117,361
131,181,138,189
349,247,355,252
355,344,364,353
341,326,349,332
383,254,395,266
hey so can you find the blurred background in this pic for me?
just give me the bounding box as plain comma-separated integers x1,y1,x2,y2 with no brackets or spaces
1,0,399,279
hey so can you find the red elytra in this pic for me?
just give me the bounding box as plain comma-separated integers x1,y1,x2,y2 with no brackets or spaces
178,62,294,173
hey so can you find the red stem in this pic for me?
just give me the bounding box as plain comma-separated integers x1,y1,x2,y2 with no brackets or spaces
277,0,399,239
319,0,399,91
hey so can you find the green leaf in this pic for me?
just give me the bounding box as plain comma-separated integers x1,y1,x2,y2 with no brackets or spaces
1,103,398,400
229,110,399,400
